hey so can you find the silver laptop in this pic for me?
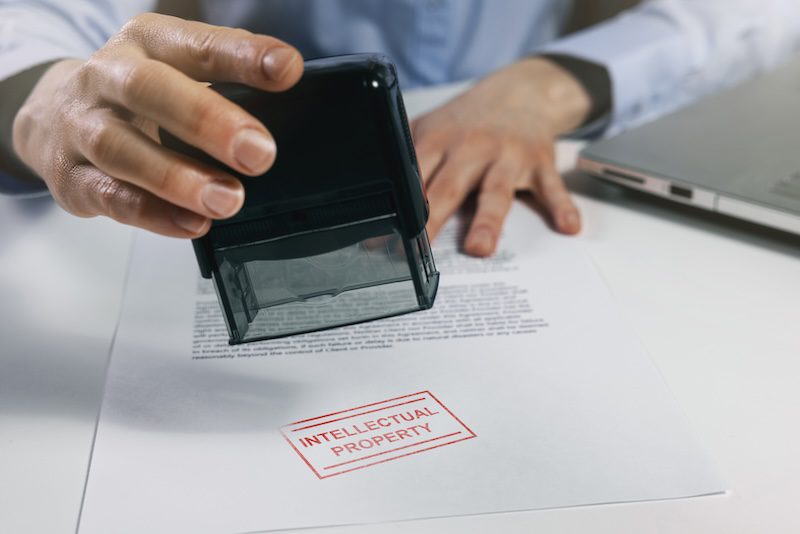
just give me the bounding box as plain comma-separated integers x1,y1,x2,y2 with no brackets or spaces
578,54,800,236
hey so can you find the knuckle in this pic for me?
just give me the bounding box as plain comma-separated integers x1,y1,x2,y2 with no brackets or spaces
533,164,561,187
187,97,223,139
230,28,257,53
75,57,104,89
56,192,89,218
49,163,73,198
124,190,148,223
191,27,253,70
541,173,567,194
536,180,560,200
119,59,160,107
482,176,514,196
192,30,221,69
478,190,511,214
478,191,511,218
54,105,83,140
531,143,555,164
519,151,539,170
120,13,157,37
462,129,496,152
474,212,504,231
230,29,260,61
155,160,185,192
539,182,569,206
503,139,531,161
434,181,466,207
51,175,82,216
94,176,124,217
94,177,145,222
84,119,123,164
56,165,97,218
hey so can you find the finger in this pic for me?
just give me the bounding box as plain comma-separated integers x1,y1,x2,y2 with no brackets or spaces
118,13,303,90
415,143,444,185
532,162,581,234
95,55,276,176
424,153,492,241
410,120,444,184
463,161,521,257
62,164,211,238
76,111,244,219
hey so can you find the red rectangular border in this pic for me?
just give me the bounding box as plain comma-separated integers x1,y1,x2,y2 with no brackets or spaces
281,391,476,479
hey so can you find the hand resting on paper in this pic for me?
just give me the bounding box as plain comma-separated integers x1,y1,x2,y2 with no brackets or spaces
412,57,590,257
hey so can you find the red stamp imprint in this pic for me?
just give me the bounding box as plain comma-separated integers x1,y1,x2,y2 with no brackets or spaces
281,391,477,479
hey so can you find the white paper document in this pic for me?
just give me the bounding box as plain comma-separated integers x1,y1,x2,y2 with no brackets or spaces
78,202,723,533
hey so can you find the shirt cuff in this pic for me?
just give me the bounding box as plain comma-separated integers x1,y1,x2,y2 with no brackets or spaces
0,171,47,195
0,62,60,195
0,44,78,82
537,53,612,138
537,10,693,135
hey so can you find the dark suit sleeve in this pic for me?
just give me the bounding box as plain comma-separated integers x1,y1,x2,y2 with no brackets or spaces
539,53,612,134
0,62,60,195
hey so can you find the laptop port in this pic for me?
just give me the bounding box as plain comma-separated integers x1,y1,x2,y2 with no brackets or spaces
670,184,693,199
604,168,645,184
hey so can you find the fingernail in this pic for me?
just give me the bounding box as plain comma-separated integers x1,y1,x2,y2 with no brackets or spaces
262,47,297,81
172,208,208,234
467,227,495,256
202,182,244,217
233,129,276,174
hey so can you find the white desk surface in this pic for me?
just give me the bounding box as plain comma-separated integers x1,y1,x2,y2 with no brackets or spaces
1,84,798,534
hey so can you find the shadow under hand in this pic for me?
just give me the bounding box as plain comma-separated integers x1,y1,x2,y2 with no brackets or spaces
0,194,55,254
105,342,304,435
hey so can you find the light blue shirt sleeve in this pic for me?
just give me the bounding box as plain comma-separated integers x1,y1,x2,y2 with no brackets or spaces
540,0,800,135
0,0,153,193
0,0,155,81
3,0,800,123
2,0,800,194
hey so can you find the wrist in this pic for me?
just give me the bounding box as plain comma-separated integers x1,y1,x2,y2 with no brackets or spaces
537,53,612,132
12,59,82,171
1,60,76,189
512,57,593,134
